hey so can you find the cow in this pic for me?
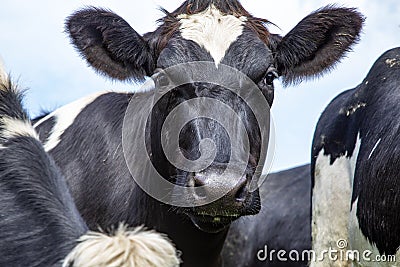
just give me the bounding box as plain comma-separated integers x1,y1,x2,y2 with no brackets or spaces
33,1,364,266
311,47,400,266
0,71,180,267
223,164,311,267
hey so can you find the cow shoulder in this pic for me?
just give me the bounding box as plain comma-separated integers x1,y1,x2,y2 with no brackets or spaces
352,47,400,257
310,85,364,266
34,92,131,151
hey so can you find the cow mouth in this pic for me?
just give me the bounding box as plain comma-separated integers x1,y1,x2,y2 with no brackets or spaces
186,213,241,233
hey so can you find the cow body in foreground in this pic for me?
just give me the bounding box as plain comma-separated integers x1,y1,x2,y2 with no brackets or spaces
0,73,179,267
223,164,311,267
35,0,363,266
311,47,400,266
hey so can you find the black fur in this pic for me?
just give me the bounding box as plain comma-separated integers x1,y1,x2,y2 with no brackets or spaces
312,47,400,255
0,81,87,266
31,109,51,124
276,5,364,85
171,0,252,15
66,7,155,82
44,93,146,228
311,88,361,187
0,79,28,135
33,115,56,143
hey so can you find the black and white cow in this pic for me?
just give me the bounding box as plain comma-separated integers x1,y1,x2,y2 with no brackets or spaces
34,1,363,266
223,164,311,267
0,71,180,267
311,47,400,266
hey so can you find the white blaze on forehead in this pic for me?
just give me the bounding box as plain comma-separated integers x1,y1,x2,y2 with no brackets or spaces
178,5,247,66
34,92,107,152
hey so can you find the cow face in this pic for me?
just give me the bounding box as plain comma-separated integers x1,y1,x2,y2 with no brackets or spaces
66,0,363,233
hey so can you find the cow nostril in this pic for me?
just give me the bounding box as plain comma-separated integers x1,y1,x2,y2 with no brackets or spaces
193,175,207,199
234,179,247,202
195,186,207,199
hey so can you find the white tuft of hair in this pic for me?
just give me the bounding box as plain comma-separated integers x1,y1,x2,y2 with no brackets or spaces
0,117,39,141
63,224,181,267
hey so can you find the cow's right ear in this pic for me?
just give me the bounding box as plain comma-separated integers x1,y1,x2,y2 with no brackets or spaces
66,7,155,82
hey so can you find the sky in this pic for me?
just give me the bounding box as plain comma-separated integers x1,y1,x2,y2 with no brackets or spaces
0,0,399,172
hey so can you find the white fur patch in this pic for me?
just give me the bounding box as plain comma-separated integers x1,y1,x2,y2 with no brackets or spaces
1,117,39,141
178,5,247,66
0,64,35,142
63,224,180,267
34,92,106,152
311,135,361,267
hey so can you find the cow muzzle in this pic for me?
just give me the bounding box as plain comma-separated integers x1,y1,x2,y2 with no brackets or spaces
181,166,259,233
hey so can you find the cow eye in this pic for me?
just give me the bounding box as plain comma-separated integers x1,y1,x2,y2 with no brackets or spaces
263,70,278,86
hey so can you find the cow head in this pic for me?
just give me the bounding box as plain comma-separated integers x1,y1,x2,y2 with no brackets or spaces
66,0,363,233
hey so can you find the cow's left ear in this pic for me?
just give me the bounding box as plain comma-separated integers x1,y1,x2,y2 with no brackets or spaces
66,7,155,82
275,6,364,85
